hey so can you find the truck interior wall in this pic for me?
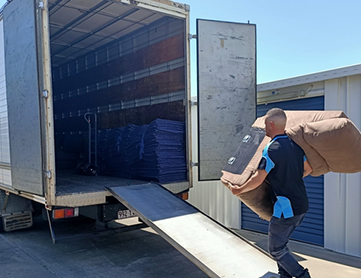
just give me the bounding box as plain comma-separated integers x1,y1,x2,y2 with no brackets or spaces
49,2,187,183
52,18,185,132
55,100,185,133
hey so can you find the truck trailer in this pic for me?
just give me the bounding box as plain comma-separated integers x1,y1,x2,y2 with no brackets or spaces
1,0,198,232
0,1,273,276
0,0,256,231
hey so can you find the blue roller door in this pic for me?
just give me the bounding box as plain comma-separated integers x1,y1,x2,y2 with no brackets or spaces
241,96,325,246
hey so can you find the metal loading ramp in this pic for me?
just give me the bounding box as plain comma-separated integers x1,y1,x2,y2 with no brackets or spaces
106,183,279,278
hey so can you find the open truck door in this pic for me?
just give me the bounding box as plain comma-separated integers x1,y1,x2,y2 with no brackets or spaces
3,0,55,196
197,19,256,181
1,0,277,275
106,13,277,278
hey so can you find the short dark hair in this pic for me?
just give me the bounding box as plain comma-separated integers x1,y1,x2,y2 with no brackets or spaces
265,108,287,126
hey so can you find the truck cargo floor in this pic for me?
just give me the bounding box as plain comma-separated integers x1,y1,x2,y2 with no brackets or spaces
56,171,147,196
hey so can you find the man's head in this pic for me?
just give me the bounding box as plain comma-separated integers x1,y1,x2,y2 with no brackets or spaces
264,108,287,139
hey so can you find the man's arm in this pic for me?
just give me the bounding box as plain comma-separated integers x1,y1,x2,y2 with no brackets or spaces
228,169,267,196
303,160,312,177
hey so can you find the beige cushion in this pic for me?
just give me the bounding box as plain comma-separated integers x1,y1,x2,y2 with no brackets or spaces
289,118,361,174
221,110,360,221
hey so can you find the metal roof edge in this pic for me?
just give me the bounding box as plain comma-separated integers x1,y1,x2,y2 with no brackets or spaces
257,64,361,92
116,0,189,17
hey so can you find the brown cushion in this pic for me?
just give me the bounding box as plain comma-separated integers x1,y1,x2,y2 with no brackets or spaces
286,124,328,176
300,118,361,173
221,110,360,221
221,136,270,186
252,110,347,130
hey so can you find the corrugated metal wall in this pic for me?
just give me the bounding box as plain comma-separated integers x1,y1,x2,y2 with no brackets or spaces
188,101,240,229
241,96,325,246
188,70,361,257
324,75,361,257
241,176,324,245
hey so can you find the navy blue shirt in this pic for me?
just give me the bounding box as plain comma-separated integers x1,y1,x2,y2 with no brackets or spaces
258,134,309,217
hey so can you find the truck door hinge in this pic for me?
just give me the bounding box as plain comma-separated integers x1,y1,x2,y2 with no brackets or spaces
45,170,52,179
42,90,49,98
190,100,197,106
188,34,197,40
191,162,198,167
39,1,44,9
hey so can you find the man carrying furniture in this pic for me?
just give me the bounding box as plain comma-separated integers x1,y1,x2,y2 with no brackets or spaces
229,108,313,278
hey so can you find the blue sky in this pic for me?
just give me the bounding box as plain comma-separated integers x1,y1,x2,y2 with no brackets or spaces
1,0,361,86
187,0,361,84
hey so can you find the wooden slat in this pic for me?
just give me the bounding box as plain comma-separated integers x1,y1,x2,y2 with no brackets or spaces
106,184,278,278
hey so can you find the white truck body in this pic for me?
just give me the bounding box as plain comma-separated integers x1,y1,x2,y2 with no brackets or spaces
0,1,280,276
0,0,256,215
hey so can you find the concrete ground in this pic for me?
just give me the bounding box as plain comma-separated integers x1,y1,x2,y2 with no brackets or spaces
1,214,361,278
0,216,207,278
235,229,361,278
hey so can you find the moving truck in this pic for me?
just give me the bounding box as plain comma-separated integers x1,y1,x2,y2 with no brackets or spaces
0,0,256,239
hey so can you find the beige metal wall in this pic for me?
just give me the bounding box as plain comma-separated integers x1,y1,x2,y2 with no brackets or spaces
189,67,361,257
259,71,361,257
324,74,361,257
188,101,240,229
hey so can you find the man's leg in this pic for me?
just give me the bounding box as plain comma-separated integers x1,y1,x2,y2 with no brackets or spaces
278,264,292,278
268,214,309,277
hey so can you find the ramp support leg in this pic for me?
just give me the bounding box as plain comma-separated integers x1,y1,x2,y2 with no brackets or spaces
46,209,56,244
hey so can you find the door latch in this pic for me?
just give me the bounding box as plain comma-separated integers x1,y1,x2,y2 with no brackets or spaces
188,34,197,40
42,90,49,98
45,170,52,179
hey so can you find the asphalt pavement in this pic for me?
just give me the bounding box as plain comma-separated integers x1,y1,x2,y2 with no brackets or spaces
0,216,207,278
2,215,360,278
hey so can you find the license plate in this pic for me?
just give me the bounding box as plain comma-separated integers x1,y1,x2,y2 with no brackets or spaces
117,209,136,219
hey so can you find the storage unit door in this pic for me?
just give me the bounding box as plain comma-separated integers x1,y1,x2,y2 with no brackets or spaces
241,96,325,246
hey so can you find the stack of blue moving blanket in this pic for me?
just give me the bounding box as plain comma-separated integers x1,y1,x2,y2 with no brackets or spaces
98,119,186,183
